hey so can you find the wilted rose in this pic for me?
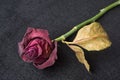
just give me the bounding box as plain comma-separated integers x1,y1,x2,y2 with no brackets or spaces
18,27,57,69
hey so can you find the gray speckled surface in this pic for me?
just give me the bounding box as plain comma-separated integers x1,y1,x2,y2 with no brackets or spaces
0,0,120,80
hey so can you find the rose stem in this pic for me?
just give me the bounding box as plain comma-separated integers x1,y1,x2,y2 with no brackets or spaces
54,0,120,42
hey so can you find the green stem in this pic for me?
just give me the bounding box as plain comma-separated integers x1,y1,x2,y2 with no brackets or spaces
54,0,120,42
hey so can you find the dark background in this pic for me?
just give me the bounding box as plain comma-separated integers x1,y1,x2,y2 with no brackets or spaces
0,0,120,80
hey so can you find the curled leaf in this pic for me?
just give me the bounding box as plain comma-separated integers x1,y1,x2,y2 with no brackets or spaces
73,22,112,51
68,45,90,71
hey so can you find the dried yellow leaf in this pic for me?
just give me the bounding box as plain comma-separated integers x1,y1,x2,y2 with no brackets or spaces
73,22,112,51
68,45,90,72
63,22,112,72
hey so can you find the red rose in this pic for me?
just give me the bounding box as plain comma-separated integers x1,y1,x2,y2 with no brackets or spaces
18,27,57,69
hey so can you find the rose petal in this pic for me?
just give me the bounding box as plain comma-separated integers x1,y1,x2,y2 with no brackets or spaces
18,42,24,56
37,45,43,56
27,38,39,47
33,41,57,69
21,53,33,63
24,27,52,45
33,56,47,65
41,42,52,58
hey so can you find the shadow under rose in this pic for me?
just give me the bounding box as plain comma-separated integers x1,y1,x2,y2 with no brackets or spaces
27,43,74,78
39,43,91,80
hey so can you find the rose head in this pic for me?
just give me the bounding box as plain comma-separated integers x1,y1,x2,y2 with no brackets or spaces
18,27,57,69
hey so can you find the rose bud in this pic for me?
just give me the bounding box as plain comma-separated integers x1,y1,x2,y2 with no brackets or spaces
18,27,57,69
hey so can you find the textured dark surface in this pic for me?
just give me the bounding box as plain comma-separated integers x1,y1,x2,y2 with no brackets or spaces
0,0,120,80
